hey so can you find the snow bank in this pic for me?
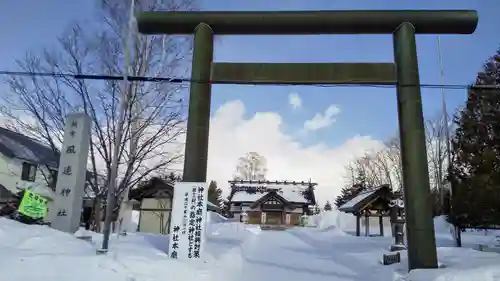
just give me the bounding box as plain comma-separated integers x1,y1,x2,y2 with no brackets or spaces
207,211,228,224
306,210,340,229
0,216,257,281
306,209,357,231
404,247,500,281
434,216,453,234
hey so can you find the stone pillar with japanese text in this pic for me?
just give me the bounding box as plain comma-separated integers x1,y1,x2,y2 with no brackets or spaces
168,182,209,260
49,113,91,233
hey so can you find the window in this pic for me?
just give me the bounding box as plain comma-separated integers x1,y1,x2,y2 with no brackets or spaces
49,169,58,190
21,162,37,182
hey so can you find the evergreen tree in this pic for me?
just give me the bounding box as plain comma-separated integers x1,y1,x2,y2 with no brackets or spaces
448,48,500,228
323,201,333,211
335,170,369,208
335,186,354,208
162,172,182,183
207,181,223,207
312,204,321,215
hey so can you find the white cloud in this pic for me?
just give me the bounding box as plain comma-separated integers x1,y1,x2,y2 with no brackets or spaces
206,100,384,204
0,101,384,204
303,104,341,132
288,92,302,109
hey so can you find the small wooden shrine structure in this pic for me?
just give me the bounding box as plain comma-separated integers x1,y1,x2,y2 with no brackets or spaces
129,177,220,235
338,184,393,236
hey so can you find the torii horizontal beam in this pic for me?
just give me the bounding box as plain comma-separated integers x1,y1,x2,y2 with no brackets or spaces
211,62,396,84
137,10,478,35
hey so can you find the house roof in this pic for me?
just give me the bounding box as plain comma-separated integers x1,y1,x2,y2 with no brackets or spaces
129,177,174,200
338,184,392,213
0,127,60,168
228,180,316,204
129,177,221,212
0,127,107,196
0,184,14,202
250,190,290,208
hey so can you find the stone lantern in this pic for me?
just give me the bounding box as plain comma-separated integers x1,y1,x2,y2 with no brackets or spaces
241,212,249,224
389,198,406,251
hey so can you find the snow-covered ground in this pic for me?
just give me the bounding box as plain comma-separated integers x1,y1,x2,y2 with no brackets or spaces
1,211,500,281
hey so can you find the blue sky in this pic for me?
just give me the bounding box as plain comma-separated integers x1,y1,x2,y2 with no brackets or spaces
0,0,499,147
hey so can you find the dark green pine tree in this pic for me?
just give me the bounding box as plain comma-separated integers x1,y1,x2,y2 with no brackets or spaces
335,170,369,208
207,180,223,207
335,186,355,208
448,48,500,228
323,200,333,211
312,204,321,215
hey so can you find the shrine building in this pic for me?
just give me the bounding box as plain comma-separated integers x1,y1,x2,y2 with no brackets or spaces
227,180,316,226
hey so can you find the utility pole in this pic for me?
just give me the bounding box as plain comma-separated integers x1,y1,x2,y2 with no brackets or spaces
100,0,136,252
437,36,453,211
437,36,459,246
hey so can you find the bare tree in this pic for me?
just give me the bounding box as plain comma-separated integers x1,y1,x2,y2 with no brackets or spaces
233,152,268,181
425,111,455,214
425,112,454,190
383,136,403,191
341,111,454,199
352,152,396,188
0,0,195,230
342,162,358,188
342,136,403,191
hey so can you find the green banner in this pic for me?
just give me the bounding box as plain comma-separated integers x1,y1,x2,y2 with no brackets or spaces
18,190,48,219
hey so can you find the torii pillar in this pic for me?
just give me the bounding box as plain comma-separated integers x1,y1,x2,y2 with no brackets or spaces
136,10,478,270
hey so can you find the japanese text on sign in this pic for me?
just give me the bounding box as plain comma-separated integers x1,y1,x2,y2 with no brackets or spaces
62,166,72,175
18,190,48,219
168,182,208,260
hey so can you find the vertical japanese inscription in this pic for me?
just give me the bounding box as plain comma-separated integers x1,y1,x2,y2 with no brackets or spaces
182,192,189,235
169,182,208,260
193,185,204,258
170,225,180,259
188,187,196,258
51,113,91,233
57,120,77,217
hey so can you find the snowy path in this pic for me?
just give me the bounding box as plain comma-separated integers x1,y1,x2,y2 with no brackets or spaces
225,229,396,281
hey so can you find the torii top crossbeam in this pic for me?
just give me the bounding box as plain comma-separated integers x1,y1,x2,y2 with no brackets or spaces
136,10,478,35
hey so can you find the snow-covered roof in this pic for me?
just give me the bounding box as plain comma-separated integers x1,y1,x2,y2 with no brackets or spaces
207,201,221,210
338,184,392,213
0,127,59,168
338,189,377,210
229,181,314,204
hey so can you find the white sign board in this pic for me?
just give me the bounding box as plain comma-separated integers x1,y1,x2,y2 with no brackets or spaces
261,212,266,224
168,182,208,260
49,113,91,233
285,214,291,225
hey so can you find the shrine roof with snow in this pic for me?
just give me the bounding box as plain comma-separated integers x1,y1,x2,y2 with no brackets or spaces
338,184,392,213
228,180,316,205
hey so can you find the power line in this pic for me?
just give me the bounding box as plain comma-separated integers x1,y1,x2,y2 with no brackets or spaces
0,69,499,91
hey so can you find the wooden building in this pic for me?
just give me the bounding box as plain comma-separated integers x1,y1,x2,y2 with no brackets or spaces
338,184,393,236
129,177,221,235
227,180,316,226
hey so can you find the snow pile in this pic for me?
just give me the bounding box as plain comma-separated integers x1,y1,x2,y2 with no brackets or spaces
317,210,341,230
0,217,258,281
5,212,500,281
405,248,500,281
0,218,130,281
305,210,340,229
305,209,358,231
434,215,455,238
207,211,228,224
